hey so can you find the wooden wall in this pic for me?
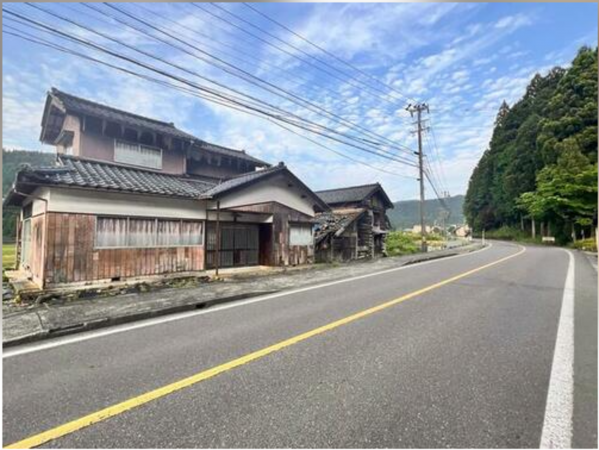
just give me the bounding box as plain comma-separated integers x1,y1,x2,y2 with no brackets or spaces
314,226,358,264
44,212,204,286
227,202,314,266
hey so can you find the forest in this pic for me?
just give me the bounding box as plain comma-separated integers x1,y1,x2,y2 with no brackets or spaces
2,149,55,241
464,47,598,244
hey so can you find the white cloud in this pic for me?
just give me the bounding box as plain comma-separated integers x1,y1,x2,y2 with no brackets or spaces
1,3,590,202
495,13,533,30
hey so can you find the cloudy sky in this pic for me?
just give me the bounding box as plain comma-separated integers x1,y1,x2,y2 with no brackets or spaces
3,2,597,201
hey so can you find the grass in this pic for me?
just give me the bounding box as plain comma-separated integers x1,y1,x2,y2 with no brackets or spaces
571,238,597,252
3,244,16,270
387,231,457,257
473,226,542,244
386,231,420,256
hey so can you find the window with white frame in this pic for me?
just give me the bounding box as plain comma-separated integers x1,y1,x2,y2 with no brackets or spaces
289,223,313,246
96,217,203,248
114,140,162,170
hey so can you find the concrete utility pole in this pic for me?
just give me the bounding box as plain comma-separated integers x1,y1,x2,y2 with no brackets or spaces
441,190,450,241
406,102,429,252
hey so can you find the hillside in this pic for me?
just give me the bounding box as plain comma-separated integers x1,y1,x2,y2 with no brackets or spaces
388,195,465,230
3,149,56,241
464,47,597,244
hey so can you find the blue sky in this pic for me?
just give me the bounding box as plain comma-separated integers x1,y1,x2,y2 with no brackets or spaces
2,2,597,201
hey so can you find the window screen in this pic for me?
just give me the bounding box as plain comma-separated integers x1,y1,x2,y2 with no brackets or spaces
180,221,203,245
128,219,157,247
114,140,162,169
96,217,203,248
96,217,128,248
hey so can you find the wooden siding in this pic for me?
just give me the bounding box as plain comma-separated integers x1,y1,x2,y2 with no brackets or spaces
224,202,314,266
315,225,358,264
44,212,204,285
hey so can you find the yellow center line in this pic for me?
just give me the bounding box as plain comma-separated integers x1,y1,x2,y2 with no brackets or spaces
5,245,526,449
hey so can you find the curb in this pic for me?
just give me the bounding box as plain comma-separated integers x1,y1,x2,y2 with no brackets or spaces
2,290,275,348
3,243,483,348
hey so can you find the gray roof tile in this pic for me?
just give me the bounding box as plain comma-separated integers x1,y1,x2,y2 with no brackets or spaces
22,155,215,199
315,183,393,208
201,164,286,198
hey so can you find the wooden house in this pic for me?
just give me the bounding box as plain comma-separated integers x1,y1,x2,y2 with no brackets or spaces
4,89,328,289
313,183,394,262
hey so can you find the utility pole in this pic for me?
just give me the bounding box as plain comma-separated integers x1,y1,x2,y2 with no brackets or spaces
406,102,429,252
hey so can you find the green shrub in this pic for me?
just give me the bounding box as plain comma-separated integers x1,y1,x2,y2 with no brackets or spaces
572,238,597,252
426,233,444,242
386,231,419,256
474,226,540,243
2,244,16,270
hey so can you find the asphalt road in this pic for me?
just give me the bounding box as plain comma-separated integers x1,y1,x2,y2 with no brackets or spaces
3,241,597,448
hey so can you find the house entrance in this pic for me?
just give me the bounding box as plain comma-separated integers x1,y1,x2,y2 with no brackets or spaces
206,223,260,269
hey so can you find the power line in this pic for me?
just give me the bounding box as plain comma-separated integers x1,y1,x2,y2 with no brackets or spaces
269,120,417,179
11,5,417,168
242,2,419,105
192,3,410,112
6,22,416,185
3,9,419,170
6,4,451,196
93,3,419,160
213,2,415,107
426,113,450,195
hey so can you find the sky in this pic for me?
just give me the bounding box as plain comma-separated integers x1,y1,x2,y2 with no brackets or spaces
2,2,598,201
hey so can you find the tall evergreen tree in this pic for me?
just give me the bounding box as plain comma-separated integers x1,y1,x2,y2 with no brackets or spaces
464,47,597,241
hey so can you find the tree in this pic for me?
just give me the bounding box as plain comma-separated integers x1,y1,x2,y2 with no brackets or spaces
517,144,598,242
2,149,56,242
538,47,598,165
464,46,597,242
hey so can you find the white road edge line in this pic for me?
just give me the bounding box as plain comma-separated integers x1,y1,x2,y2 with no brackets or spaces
540,249,574,449
3,243,493,359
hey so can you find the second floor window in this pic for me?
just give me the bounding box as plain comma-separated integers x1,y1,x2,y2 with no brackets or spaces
114,140,162,170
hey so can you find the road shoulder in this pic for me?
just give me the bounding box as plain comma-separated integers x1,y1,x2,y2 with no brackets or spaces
3,243,484,348
573,250,598,448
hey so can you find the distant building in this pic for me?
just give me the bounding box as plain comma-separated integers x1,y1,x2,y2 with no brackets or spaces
454,224,471,238
411,224,435,235
313,183,393,262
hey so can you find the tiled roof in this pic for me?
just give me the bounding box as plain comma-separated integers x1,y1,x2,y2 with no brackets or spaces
49,88,269,167
201,162,330,212
315,183,389,206
19,155,215,199
201,163,286,198
194,141,269,167
5,156,328,214
314,208,366,244
50,88,196,142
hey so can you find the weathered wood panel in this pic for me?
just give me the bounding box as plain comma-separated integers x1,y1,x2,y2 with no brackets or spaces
43,213,205,285
28,214,46,286
223,201,314,266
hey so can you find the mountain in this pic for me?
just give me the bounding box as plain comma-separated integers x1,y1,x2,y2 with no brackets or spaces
388,195,465,230
3,149,56,241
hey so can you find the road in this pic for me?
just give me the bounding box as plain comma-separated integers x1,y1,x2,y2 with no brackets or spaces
3,241,597,448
